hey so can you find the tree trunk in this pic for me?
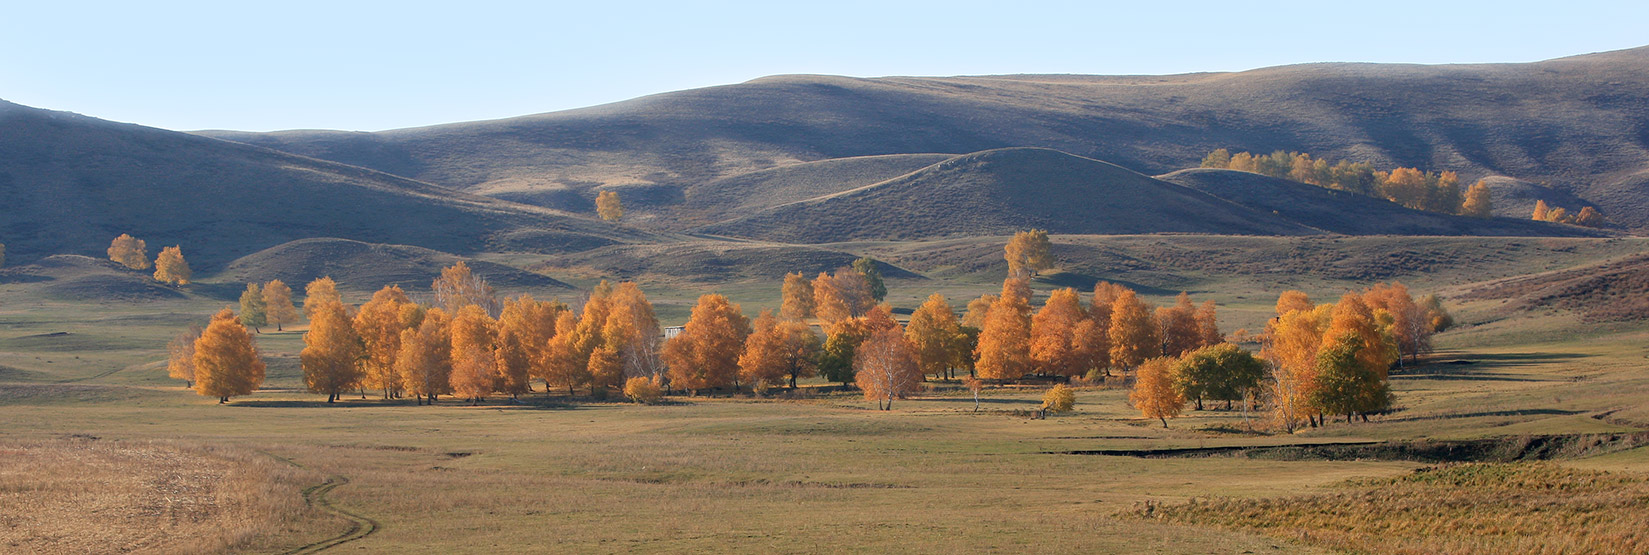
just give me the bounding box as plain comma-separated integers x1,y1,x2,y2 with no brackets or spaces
1194,397,1204,411
1160,416,1168,428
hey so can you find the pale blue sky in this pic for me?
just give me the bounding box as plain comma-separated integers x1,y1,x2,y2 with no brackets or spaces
4,0,1646,132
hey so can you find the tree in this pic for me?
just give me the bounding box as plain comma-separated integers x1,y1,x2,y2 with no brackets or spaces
1070,317,1110,378
852,257,888,301
963,376,984,412
262,280,298,331
780,272,814,321
832,268,876,317
193,308,265,403
1275,290,1314,316
663,294,751,392
1461,180,1493,218
1030,288,1085,377
1419,294,1453,332
1195,300,1222,348
166,325,203,388
819,317,871,385
1532,200,1551,221
542,311,587,395
433,261,500,315
1201,148,1232,168
238,283,267,333
595,190,623,222
1173,343,1264,411
1090,282,1128,330
624,376,662,404
962,294,996,329
854,327,920,410
153,246,191,285
586,345,624,397
976,279,1033,380
1363,282,1432,366
354,286,413,399
907,293,963,380
812,271,852,324
397,308,453,404
449,305,498,402
1156,292,1201,358
1263,301,1332,430
1325,292,1398,379
1004,229,1054,279
304,277,342,320
1576,206,1606,227
1129,357,1183,427
605,282,663,380
107,234,150,270
496,294,566,399
739,311,789,391
1310,332,1392,423
1041,384,1075,414
301,300,364,403
1108,289,1160,371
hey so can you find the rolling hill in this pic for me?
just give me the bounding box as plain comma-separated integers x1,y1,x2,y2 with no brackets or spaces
199,46,1649,229
0,100,657,270
216,238,571,292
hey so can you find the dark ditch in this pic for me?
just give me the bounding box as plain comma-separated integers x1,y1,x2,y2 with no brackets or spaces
1052,432,1649,463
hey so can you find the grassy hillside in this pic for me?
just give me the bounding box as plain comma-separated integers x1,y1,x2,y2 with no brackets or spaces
200,47,1649,228
702,148,1315,242
216,238,571,292
0,101,656,270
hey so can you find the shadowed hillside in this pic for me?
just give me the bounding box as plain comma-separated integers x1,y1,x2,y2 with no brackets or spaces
200,46,1649,228
1158,169,1597,236
1460,251,1649,322
0,101,657,269
216,238,571,292
668,153,954,227
701,148,1315,242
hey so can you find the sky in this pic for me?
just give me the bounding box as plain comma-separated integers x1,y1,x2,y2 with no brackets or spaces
4,0,1647,132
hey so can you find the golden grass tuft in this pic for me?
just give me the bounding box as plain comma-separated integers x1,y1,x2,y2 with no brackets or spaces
1136,462,1649,554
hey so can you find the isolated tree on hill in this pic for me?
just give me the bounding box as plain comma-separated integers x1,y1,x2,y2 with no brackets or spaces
304,277,342,320
1173,343,1265,410
1108,289,1160,371
434,261,500,315
1156,292,1201,358
302,300,364,403
852,257,888,301
354,286,414,399
1461,180,1494,218
153,246,191,285
238,283,267,333
855,327,920,410
262,280,298,331
976,279,1033,380
1030,288,1085,377
1532,200,1551,222
1129,357,1183,427
449,304,498,402
780,272,815,321
1004,229,1054,279
1576,206,1606,227
496,294,565,399
907,293,963,380
166,325,203,388
107,234,150,270
396,308,452,404
663,294,751,392
193,308,265,403
595,190,623,222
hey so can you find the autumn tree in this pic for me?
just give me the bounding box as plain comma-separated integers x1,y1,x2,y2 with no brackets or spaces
819,317,871,385
663,294,751,392
1172,343,1265,411
811,271,851,323
433,261,500,315
1070,317,1110,378
1263,300,1332,430
1129,357,1183,427
304,277,342,320
605,282,663,380
1195,300,1221,348
962,294,996,329
741,311,822,391
107,234,150,270
495,294,565,399
586,345,624,397
1041,384,1075,414
448,304,498,402
1090,282,1128,326
1532,200,1551,221
907,293,963,380
1108,289,1160,371
976,279,1033,380
1576,206,1606,227
1461,180,1493,218
1363,282,1431,366
1325,292,1398,379
779,272,814,321
262,280,298,331
193,308,265,403
1419,294,1453,332
1156,292,1201,358
595,190,623,222
166,325,203,388
623,376,662,404
301,300,364,403
1030,288,1085,377
1311,332,1393,423
852,257,888,301
354,286,413,399
1275,290,1314,316
1004,229,1054,279
854,327,920,410
396,308,452,404
542,311,587,394
238,283,267,333
153,246,191,285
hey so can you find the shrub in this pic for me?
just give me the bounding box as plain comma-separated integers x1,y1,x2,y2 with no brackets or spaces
624,377,662,405
1041,384,1075,414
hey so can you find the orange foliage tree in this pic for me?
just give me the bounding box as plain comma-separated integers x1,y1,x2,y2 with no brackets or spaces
542,311,586,394
433,261,499,315
396,308,453,404
907,293,963,380
166,325,203,388
854,327,920,410
975,279,1033,380
262,279,298,331
354,286,413,399
107,234,150,270
448,304,498,402
1156,292,1201,358
1004,229,1054,279
1461,180,1493,218
595,190,623,222
605,282,663,380
780,272,814,321
1129,357,1183,427
663,294,751,392
301,300,363,403
495,294,566,399
153,246,191,285
303,277,342,320
193,308,265,403
1030,288,1085,377
1108,289,1160,371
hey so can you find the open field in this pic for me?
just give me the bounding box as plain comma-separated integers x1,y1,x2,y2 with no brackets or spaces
4,233,1649,553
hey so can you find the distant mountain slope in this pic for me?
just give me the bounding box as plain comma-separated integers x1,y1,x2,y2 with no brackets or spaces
670,153,954,226
701,148,1316,242
217,239,570,292
1158,169,1596,236
0,101,654,269
199,46,1649,228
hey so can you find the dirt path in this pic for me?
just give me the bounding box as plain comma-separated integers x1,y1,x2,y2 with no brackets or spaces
260,451,380,554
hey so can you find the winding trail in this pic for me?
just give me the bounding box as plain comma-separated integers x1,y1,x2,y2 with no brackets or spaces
260,451,380,554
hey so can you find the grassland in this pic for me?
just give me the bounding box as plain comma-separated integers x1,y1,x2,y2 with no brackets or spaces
4,234,1648,553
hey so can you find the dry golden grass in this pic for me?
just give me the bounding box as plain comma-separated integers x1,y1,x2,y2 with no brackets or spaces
1140,462,1649,554
0,438,329,554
